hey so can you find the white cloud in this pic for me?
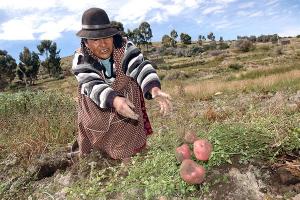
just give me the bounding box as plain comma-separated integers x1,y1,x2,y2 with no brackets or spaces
278,26,300,37
237,10,249,16
213,0,237,4
0,0,206,40
115,0,162,23
0,0,58,11
202,6,224,15
0,0,110,12
237,10,264,17
0,16,36,40
0,0,114,40
248,11,263,17
0,0,185,40
266,0,279,6
212,19,232,29
0,0,298,41
238,2,255,9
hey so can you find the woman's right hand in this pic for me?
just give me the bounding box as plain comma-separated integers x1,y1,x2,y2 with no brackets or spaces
113,96,139,120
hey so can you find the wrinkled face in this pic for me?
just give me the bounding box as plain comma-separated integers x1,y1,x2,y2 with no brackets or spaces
85,37,114,59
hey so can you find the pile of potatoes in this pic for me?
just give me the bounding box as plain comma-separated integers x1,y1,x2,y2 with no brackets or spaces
175,131,213,184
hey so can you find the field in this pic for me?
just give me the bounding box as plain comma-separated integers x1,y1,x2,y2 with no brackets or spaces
0,39,300,200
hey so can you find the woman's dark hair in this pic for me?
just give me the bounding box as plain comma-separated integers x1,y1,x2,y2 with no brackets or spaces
81,34,124,66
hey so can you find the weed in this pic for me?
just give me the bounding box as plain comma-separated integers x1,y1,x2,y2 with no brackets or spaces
0,91,76,166
228,63,243,70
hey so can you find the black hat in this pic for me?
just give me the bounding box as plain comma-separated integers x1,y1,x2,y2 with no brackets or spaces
76,8,119,39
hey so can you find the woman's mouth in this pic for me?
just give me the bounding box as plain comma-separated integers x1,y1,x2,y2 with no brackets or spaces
100,49,108,53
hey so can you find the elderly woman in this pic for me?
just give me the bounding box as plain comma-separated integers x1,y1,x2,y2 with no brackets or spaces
71,7,172,159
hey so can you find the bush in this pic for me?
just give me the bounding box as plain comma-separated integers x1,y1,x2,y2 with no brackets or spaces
175,48,185,57
219,42,230,50
259,44,271,51
235,40,254,52
209,50,224,57
158,46,177,56
0,91,76,164
228,63,243,70
190,45,204,55
274,46,283,55
164,71,189,80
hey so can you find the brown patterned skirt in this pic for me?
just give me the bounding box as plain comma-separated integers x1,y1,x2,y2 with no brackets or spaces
77,76,153,159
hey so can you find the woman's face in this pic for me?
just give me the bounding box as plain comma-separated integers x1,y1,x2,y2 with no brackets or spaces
85,37,114,59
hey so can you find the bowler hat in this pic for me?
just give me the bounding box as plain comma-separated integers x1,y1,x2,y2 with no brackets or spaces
76,8,119,39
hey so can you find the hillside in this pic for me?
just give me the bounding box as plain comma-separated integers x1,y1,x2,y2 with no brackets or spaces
0,39,300,200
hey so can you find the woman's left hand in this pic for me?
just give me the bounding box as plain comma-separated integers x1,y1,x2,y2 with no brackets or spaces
151,87,172,116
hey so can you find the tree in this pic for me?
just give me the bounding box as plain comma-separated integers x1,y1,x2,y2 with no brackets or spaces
37,40,52,75
37,40,62,78
111,21,125,36
132,28,143,47
0,50,17,89
126,29,135,41
139,21,153,51
207,32,215,41
197,35,203,45
170,29,178,47
162,35,173,47
249,35,257,43
17,47,40,86
219,36,224,42
180,33,191,45
48,42,62,78
271,34,279,44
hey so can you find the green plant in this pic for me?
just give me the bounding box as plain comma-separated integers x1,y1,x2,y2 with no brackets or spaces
228,63,243,70
0,91,76,165
235,40,255,52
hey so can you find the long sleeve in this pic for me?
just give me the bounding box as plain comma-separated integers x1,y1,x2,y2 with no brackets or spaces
122,41,161,100
72,53,117,108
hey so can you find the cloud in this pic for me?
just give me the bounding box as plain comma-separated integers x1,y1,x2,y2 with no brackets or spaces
0,0,205,40
265,0,279,6
0,16,36,40
0,0,112,40
212,19,233,29
0,11,81,40
202,6,224,15
213,0,237,3
237,10,264,18
238,2,255,9
278,26,300,37
237,10,249,16
248,11,263,17
1,0,299,42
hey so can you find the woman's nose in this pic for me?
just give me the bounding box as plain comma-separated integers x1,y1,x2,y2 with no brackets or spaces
97,39,106,47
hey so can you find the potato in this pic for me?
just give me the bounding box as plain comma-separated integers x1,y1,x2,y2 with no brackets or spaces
175,144,191,162
193,139,212,161
184,130,199,144
179,159,206,184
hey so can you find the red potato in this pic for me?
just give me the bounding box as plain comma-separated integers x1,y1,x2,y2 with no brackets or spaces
179,159,206,184
193,139,213,161
175,144,191,162
184,130,199,144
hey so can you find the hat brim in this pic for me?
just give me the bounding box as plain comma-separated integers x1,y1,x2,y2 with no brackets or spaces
76,27,119,39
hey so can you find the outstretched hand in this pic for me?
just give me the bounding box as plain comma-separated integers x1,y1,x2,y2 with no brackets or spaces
113,96,139,120
151,87,172,116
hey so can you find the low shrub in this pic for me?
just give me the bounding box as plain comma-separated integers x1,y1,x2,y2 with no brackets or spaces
235,40,255,52
228,63,243,70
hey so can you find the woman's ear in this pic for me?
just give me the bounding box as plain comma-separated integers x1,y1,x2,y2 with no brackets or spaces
83,39,89,47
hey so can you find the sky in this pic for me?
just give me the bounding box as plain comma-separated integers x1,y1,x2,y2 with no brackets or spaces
0,0,299,62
